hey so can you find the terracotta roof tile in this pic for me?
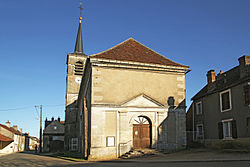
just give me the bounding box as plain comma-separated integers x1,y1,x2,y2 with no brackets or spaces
91,38,189,68
0,124,22,135
0,134,13,142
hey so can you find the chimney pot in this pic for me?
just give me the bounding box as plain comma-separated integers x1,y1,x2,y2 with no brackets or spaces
6,121,10,128
238,55,250,66
207,69,216,84
12,125,18,131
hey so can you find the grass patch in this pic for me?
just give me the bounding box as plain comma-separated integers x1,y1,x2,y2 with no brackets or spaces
211,139,250,150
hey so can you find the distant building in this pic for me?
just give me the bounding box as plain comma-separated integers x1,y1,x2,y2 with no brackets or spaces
64,16,190,159
0,121,25,153
24,133,39,151
43,117,64,152
187,55,250,145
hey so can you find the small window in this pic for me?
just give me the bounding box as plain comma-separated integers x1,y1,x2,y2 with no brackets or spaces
52,136,58,140
71,138,78,151
247,117,250,127
196,124,203,140
53,126,57,130
220,89,232,112
196,101,202,115
243,84,250,105
222,119,233,139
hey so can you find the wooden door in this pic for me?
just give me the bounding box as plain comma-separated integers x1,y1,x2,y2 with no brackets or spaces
133,124,150,149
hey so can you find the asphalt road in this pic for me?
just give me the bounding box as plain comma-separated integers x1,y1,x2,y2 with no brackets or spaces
1,153,250,167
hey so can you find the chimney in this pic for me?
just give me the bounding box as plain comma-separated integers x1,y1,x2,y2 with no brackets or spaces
6,121,10,128
20,128,22,133
238,55,250,78
12,125,18,131
207,70,216,84
52,117,54,121
58,117,60,122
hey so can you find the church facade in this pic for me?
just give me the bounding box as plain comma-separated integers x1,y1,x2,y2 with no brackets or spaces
64,17,190,160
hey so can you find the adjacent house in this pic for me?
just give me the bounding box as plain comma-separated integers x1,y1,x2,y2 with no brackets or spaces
187,55,250,146
65,16,190,159
43,117,64,152
0,121,25,153
0,134,13,151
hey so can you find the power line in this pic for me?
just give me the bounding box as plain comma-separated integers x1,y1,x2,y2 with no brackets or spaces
0,104,65,112
43,104,65,107
0,106,34,111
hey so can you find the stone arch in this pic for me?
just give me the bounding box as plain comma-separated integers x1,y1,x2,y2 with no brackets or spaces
129,113,154,127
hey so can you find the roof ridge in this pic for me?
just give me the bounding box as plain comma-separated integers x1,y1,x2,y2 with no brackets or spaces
0,124,21,135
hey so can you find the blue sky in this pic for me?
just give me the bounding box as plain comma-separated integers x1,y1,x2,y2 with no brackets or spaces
0,0,250,137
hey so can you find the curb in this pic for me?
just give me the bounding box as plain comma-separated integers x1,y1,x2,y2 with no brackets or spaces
99,159,250,163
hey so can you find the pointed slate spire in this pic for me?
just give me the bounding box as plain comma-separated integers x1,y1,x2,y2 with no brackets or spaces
74,16,83,54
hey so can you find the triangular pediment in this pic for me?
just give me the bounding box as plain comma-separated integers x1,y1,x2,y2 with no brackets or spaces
121,94,164,107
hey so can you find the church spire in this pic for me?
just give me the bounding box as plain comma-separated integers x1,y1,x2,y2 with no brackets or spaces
74,2,84,54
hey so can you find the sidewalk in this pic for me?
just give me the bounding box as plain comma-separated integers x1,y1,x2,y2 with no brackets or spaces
113,149,250,163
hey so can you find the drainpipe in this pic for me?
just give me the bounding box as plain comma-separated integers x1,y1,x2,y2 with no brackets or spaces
192,103,195,141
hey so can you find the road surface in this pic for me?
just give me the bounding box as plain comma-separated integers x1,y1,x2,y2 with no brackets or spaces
0,152,250,167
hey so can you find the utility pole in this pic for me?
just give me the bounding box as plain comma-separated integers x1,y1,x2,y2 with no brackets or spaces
39,104,42,153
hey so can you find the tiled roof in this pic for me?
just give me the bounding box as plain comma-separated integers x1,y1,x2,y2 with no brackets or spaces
192,66,250,100
0,134,13,142
0,124,22,135
91,38,189,68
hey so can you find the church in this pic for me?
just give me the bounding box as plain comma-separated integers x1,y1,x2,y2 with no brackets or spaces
64,15,190,160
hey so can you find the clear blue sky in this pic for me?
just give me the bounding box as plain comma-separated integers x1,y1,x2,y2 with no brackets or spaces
0,0,250,137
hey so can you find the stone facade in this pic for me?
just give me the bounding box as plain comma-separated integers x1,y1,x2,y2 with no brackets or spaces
64,38,190,159
64,16,189,159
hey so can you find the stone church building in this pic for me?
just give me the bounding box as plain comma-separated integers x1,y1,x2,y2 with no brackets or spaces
65,16,190,159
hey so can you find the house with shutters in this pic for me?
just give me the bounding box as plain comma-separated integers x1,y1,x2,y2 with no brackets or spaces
187,55,250,145
64,16,190,159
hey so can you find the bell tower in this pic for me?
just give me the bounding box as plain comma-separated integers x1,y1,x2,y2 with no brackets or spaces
66,5,87,107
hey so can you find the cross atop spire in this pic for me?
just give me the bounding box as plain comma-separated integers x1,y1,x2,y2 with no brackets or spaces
79,1,83,23
74,1,84,54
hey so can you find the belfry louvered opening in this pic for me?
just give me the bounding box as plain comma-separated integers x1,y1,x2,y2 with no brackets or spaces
74,61,84,76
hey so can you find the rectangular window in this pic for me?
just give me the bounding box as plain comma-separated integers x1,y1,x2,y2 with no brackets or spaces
244,84,250,105
220,89,232,112
222,119,233,139
196,124,203,140
71,138,78,151
196,101,202,115
52,136,58,140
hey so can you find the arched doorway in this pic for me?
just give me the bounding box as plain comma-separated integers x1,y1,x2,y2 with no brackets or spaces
133,116,151,149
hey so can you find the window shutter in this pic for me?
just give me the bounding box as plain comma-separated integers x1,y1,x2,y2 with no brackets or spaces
232,120,237,139
218,122,223,139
